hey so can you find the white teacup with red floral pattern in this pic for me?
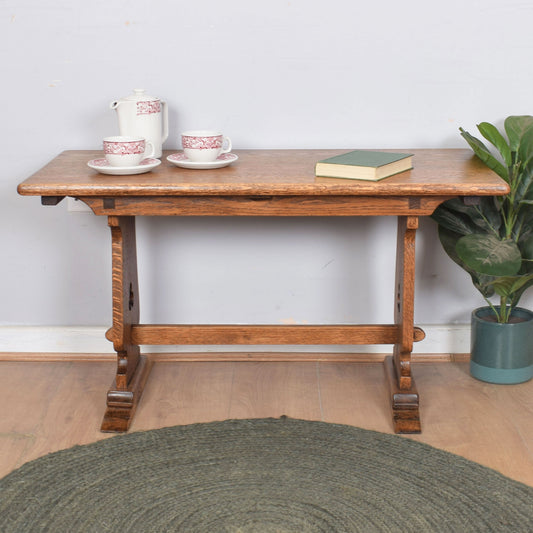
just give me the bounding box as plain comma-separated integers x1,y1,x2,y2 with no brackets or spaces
103,136,155,167
181,130,232,163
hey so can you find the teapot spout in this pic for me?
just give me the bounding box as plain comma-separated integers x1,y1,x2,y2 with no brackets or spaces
110,100,120,109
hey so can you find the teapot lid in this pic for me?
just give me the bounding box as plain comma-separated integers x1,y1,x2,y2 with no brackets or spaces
122,89,159,102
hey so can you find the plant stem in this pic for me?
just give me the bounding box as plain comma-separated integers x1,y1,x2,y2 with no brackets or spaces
499,296,512,322
485,298,502,322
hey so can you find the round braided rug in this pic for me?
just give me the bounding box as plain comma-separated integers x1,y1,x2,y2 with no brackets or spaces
1,418,532,532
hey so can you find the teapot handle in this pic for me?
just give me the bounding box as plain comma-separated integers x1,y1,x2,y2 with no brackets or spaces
161,100,169,143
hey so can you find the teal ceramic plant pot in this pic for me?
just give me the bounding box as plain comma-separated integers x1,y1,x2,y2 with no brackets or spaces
470,306,533,384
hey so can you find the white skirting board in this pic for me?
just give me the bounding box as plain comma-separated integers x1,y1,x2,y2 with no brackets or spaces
0,325,470,354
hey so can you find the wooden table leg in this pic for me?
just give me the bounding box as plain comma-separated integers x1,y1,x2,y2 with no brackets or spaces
101,216,153,432
385,215,422,434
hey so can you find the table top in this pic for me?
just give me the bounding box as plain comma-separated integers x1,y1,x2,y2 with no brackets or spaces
18,149,509,198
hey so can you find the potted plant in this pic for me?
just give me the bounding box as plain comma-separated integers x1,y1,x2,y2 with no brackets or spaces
432,115,533,384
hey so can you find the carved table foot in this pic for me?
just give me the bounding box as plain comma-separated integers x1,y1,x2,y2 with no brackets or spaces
384,355,421,434
101,355,153,432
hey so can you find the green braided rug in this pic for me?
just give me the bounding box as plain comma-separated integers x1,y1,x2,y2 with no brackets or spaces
0,417,531,532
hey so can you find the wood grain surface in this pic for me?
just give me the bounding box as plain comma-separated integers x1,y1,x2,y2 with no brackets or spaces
18,149,509,198
129,324,426,346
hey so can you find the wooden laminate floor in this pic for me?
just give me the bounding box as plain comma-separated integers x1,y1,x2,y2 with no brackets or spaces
1,358,532,486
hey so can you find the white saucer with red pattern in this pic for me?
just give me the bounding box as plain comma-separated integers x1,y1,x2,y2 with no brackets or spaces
87,158,161,175
167,152,238,169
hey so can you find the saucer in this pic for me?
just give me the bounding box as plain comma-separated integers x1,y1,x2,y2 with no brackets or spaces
87,158,161,175
167,152,238,169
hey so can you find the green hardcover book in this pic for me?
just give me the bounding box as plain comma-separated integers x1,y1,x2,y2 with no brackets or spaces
315,150,413,181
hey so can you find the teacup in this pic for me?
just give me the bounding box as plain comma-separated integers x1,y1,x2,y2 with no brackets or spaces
103,136,155,167
181,130,232,162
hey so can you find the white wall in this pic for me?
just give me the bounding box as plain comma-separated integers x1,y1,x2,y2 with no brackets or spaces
2,0,533,335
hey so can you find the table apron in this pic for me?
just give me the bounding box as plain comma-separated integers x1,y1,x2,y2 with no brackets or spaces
79,195,455,217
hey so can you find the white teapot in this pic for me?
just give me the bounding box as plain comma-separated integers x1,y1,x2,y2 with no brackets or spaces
110,89,168,158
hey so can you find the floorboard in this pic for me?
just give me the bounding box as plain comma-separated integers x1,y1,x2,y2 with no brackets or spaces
0,358,531,486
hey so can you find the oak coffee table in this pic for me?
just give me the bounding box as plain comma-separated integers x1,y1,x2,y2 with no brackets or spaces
18,149,508,433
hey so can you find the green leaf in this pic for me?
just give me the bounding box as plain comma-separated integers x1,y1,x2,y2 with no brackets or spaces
437,227,494,298
504,115,533,152
431,202,478,235
449,197,502,233
509,276,533,307
459,128,508,180
477,122,512,166
432,197,502,235
456,234,522,276
475,274,496,299
515,158,533,203
437,226,464,263
520,233,533,262
478,197,503,233
489,273,533,298
517,121,533,169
